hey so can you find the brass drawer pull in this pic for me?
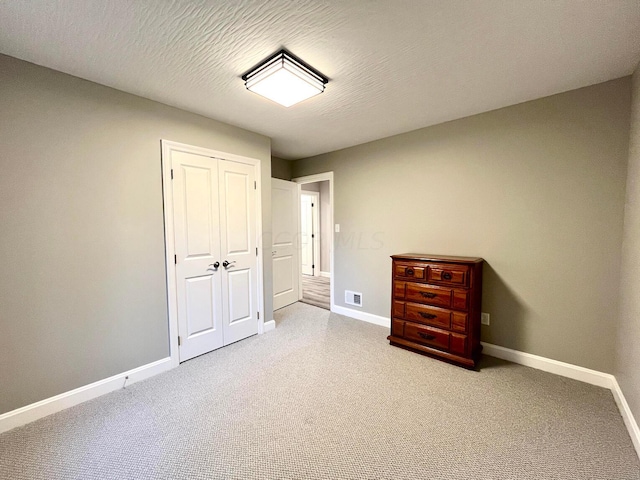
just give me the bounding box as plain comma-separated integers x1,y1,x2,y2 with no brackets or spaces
417,332,437,341
420,292,437,299
419,312,437,319
442,272,452,280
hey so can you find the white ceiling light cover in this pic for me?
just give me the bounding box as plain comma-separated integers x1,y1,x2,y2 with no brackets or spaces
243,50,328,107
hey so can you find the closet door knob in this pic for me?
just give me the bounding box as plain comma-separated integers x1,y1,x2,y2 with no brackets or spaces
208,261,220,269
222,260,236,268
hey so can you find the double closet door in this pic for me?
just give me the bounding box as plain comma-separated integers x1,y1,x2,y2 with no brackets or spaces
172,150,258,362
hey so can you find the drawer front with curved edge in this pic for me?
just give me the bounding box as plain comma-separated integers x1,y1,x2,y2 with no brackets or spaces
404,302,451,329
394,263,426,280
405,283,452,308
427,264,469,287
403,323,450,351
452,290,469,311
450,332,468,355
451,311,468,332
393,300,405,318
392,319,405,337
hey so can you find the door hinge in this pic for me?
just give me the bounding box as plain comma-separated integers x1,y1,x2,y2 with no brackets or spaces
174,254,177,264
312,264,315,269
171,169,174,180
254,180,257,190
311,203,314,207
178,336,182,346
257,312,260,319
256,247,258,256
311,234,315,238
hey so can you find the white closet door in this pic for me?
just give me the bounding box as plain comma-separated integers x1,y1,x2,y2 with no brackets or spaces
218,159,259,345
172,151,224,362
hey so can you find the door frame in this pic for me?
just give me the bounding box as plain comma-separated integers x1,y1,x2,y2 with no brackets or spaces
300,190,320,277
161,140,265,368
292,172,334,308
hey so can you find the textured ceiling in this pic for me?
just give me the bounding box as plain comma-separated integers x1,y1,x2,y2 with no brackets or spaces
1,1,640,159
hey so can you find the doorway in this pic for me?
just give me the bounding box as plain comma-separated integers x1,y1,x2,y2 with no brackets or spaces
294,173,334,311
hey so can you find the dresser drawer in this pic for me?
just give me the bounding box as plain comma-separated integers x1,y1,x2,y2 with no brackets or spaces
393,300,405,318
450,332,468,355
427,264,469,287
394,263,426,280
403,323,450,351
405,303,451,329
393,281,406,300
452,290,469,311
405,283,451,308
451,312,468,332
392,319,405,337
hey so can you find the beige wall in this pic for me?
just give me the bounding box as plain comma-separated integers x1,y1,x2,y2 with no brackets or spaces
616,65,640,422
0,54,272,414
271,156,292,180
293,78,631,373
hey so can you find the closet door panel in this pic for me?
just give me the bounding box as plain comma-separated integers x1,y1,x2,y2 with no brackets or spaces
172,151,224,361
218,159,259,345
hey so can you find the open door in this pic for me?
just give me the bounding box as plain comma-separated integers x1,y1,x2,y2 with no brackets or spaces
271,178,300,310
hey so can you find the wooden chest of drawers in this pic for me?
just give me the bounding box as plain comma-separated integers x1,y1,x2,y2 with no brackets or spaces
388,254,484,368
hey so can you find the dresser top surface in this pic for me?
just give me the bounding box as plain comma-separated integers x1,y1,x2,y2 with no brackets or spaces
391,253,484,264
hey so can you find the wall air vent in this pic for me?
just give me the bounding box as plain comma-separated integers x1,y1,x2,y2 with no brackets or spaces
345,290,363,307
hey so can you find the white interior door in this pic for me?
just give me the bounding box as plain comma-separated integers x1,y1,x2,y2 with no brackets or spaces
218,159,259,345
300,193,315,276
271,179,299,310
172,151,224,361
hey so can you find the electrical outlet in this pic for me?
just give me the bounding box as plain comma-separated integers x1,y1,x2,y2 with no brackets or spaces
481,313,490,326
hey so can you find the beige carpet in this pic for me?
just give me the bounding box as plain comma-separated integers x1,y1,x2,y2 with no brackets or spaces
301,274,330,310
0,302,638,479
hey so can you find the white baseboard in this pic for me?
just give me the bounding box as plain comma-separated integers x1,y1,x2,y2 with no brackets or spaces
481,342,614,389
263,320,276,332
0,357,172,434
611,377,640,458
319,271,331,278
331,304,391,328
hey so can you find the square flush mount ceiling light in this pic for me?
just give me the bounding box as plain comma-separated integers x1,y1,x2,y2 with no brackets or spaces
242,50,328,107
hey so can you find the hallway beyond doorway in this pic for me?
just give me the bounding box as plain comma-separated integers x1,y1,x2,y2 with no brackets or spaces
301,275,330,310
